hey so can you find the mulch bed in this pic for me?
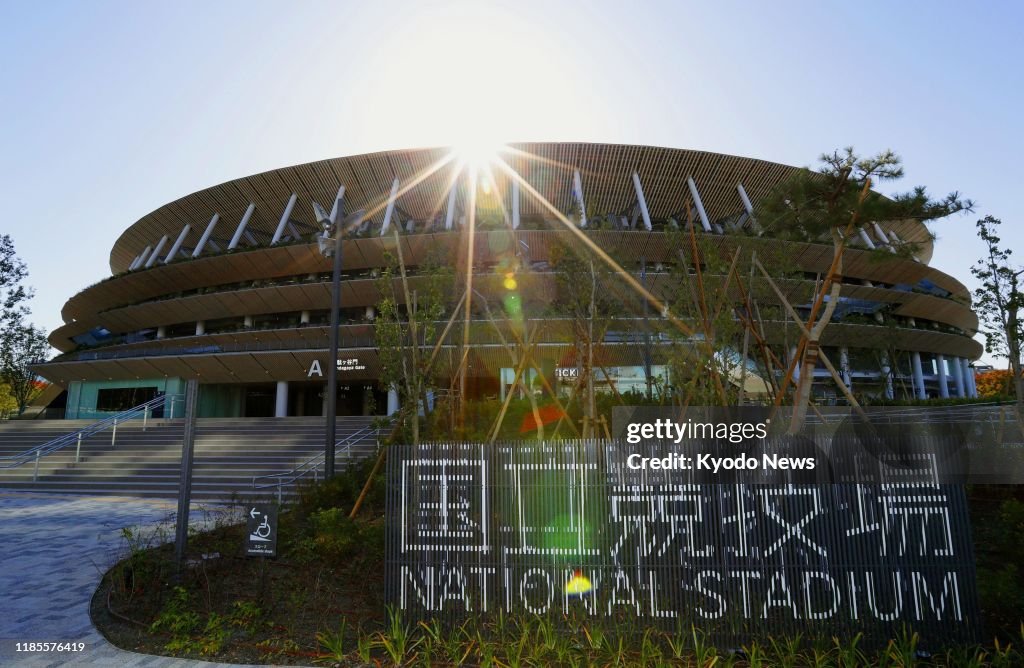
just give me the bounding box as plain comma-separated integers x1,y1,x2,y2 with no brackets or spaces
91,508,386,665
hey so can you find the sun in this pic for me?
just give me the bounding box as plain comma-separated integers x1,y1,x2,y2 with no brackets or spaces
451,129,506,169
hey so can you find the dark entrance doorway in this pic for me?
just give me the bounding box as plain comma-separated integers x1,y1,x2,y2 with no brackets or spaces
286,382,386,417
333,383,385,416
243,384,275,417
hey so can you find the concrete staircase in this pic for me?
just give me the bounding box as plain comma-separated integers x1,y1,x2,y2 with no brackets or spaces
0,416,381,500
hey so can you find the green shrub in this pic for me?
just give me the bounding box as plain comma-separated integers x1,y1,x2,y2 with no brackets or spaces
295,457,385,517
227,600,264,632
303,507,385,564
150,586,201,652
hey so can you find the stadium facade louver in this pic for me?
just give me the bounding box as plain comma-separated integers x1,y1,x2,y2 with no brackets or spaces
36,143,981,419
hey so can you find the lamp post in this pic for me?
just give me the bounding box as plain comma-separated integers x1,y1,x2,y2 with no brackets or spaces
316,202,365,479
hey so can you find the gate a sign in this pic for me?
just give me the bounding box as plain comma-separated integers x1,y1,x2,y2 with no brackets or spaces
245,504,278,557
385,441,982,646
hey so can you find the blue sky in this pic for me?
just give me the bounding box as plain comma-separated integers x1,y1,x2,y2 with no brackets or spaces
2,0,1021,363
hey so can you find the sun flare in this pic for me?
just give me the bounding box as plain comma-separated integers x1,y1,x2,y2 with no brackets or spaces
451,132,506,170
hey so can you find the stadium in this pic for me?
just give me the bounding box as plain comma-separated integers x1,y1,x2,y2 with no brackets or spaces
34,143,981,420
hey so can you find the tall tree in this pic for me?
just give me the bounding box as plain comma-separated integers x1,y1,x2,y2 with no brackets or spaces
0,235,49,415
0,322,49,415
0,234,31,329
0,382,18,419
971,216,1024,413
659,225,743,406
759,148,971,429
374,232,453,444
549,234,621,433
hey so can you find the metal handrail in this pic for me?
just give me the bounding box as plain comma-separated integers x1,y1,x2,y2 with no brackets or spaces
0,394,182,479
803,401,1015,424
252,425,381,502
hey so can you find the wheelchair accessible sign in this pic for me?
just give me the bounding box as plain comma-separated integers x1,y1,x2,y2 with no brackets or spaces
245,504,278,557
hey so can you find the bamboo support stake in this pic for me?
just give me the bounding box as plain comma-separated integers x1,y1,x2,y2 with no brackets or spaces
754,256,868,421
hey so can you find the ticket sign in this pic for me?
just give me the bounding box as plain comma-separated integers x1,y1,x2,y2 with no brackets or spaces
555,367,580,380
385,441,981,646
245,504,278,557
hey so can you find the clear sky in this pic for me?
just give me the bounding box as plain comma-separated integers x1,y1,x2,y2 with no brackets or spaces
2,0,1021,364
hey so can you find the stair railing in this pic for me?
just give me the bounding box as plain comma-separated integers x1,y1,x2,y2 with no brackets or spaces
0,394,182,481
252,425,381,503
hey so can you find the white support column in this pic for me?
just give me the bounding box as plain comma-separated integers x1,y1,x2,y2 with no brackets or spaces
573,169,587,227
969,361,978,397
511,179,520,229
156,326,166,340
328,183,347,224
128,253,142,271
872,222,896,253
444,179,458,230
881,351,894,399
243,315,253,328
195,320,206,336
857,227,876,249
736,183,762,234
839,346,852,391
386,387,400,416
937,354,949,398
163,224,191,264
145,235,169,268
275,381,288,418
737,182,754,215
686,176,713,233
379,177,400,236
963,359,976,398
229,203,256,250
192,214,220,258
300,310,311,325
271,193,298,245
911,351,927,400
872,223,897,246
951,355,966,398
365,305,376,320
631,172,653,231
131,245,152,270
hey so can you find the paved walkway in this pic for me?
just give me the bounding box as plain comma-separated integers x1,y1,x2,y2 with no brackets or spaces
0,493,278,667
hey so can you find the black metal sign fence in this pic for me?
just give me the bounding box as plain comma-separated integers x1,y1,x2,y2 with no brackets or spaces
385,440,981,645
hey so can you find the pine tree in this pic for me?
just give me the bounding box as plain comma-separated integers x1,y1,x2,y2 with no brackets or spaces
971,216,1024,413
759,148,971,429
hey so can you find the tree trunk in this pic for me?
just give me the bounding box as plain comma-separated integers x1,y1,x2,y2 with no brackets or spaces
586,260,597,429
1009,304,1024,418
790,245,843,433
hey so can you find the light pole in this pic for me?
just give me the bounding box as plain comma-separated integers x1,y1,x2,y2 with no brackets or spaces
315,201,365,480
